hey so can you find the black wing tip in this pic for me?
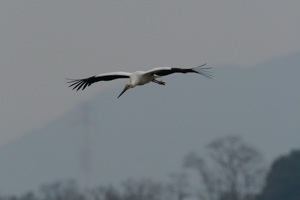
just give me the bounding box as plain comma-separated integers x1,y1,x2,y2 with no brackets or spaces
193,64,213,79
66,77,94,91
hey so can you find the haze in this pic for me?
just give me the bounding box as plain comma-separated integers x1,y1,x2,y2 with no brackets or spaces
0,0,300,194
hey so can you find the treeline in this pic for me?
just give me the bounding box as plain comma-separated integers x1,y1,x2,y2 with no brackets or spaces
1,178,188,200
1,136,300,200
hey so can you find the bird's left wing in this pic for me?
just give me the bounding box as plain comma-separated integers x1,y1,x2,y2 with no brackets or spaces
67,72,131,91
145,63,212,79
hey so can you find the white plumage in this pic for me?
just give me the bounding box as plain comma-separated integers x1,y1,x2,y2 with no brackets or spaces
67,63,212,98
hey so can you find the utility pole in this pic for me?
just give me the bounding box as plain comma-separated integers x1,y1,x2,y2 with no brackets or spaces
79,102,91,190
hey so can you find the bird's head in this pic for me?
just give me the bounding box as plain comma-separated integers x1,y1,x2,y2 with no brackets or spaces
117,83,133,98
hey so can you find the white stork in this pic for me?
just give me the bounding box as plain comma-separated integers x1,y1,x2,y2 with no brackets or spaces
67,63,212,98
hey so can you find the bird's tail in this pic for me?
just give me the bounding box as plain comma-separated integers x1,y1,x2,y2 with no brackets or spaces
191,63,213,79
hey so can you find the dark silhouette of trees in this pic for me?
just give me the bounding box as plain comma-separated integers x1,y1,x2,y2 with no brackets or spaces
89,185,121,200
257,150,300,200
184,136,265,200
0,177,190,200
0,192,37,200
3,137,300,200
39,180,84,200
166,172,190,200
121,179,166,200
0,136,270,200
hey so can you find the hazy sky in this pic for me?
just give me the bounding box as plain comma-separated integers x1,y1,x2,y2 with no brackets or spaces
1,0,300,146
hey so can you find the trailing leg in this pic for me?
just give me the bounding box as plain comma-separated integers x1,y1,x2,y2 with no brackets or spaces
152,79,166,85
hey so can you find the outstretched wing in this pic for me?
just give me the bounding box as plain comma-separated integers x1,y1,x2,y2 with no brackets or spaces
146,63,212,79
67,72,131,91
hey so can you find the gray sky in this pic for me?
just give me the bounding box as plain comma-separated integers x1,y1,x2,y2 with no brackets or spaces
1,0,300,146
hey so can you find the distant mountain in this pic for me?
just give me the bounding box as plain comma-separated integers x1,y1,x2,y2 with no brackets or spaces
0,53,299,195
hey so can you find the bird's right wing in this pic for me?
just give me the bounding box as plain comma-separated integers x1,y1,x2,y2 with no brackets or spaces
67,72,131,91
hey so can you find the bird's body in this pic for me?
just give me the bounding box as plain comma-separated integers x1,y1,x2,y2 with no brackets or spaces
67,64,212,98
130,71,153,86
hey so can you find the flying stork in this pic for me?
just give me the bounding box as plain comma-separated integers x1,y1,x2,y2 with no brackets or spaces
67,63,212,98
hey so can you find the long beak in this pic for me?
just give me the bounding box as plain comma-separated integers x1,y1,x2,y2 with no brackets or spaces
117,86,129,98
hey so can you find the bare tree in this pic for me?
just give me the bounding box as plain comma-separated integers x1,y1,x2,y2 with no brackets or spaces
39,180,85,200
89,185,121,200
166,172,190,200
121,179,166,200
184,136,265,200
